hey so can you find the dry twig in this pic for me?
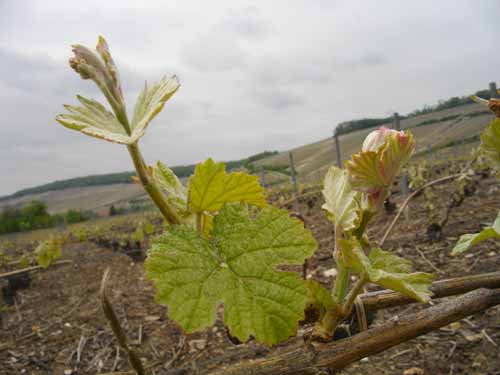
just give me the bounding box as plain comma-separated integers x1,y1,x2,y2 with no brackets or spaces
100,268,146,375
380,174,463,246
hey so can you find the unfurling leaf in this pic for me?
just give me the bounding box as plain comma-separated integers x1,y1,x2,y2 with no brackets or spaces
480,119,500,172
131,76,180,142
35,238,62,269
339,240,432,303
56,95,131,144
452,212,500,255
346,129,415,194
153,161,189,217
362,127,399,152
69,37,125,117
188,158,266,213
146,204,317,345
322,166,361,231
56,37,179,145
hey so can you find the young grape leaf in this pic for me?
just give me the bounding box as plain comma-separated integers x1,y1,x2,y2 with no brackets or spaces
339,240,432,303
188,158,266,213
480,119,500,172
56,95,131,144
146,204,317,345
19,255,30,269
346,131,415,193
368,247,412,273
35,239,62,269
345,151,382,191
322,166,361,231
452,212,500,255
153,161,189,216
130,76,180,143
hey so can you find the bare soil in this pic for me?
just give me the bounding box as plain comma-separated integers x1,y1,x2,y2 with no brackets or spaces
0,174,499,375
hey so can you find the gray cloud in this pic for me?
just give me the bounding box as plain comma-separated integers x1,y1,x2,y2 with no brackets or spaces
181,33,249,72
1,0,500,196
253,89,305,111
338,53,389,70
219,7,270,39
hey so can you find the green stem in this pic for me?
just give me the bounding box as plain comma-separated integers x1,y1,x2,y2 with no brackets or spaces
312,304,342,341
342,275,367,316
111,104,179,225
332,266,350,305
312,225,350,341
127,142,181,225
116,110,132,135
332,225,349,305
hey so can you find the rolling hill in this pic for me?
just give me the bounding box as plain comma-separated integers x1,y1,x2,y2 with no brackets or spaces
1,101,494,214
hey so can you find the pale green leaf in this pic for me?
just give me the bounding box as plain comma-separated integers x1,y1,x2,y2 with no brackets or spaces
56,95,131,144
480,119,500,172
153,161,189,216
322,166,361,231
339,240,432,303
130,76,180,143
19,255,30,269
346,131,415,193
368,247,412,273
345,150,383,192
188,158,266,213
146,204,317,345
35,239,62,269
452,212,500,255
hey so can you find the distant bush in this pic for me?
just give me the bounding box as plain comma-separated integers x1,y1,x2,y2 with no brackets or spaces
0,200,88,234
64,209,88,224
0,200,52,233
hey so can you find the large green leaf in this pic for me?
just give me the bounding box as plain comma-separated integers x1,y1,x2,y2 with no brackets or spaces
452,212,500,255
56,95,131,144
130,76,180,143
188,158,266,213
339,240,432,303
146,204,317,345
322,166,361,232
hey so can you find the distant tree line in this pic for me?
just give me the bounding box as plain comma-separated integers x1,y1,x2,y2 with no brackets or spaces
336,117,393,135
0,200,88,234
1,151,280,201
407,89,493,117
337,88,495,136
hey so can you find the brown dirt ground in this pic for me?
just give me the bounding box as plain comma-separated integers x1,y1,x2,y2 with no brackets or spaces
0,174,499,375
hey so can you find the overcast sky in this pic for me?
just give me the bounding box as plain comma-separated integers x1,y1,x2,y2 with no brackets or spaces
1,1,499,195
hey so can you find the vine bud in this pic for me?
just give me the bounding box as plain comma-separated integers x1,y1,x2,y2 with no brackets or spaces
347,127,415,212
362,127,399,152
69,36,126,119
